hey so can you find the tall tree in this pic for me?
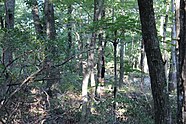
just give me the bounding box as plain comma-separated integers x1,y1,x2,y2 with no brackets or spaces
44,0,59,98
97,0,105,93
81,0,104,122
32,0,43,35
1,0,15,97
3,0,15,67
0,3,4,29
138,0,168,123
67,4,73,53
178,0,186,123
44,0,56,39
113,30,118,123
169,0,177,91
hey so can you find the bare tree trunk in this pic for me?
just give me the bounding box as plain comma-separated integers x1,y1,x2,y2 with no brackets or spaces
0,0,15,103
44,0,59,100
44,0,56,40
0,4,4,29
81,66,90,123
138,0,169,123
0,0,15,114
169,0,177,91
113,30,118,123
119,1,125,88
119,39,124,88
96,0,105,98
67,4,73,55
32,0,43,35
161,0,170,85
3,0,15,66
140,40,145,91
81,0,102,122
178,0,186,123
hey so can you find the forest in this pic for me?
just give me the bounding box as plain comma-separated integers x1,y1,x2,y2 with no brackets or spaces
0,0,186,124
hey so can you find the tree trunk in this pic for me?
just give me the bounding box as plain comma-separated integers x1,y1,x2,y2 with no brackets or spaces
44,0,59,99
113,30,118,123
119,39,124,88
161,1,170,86
3,0,15,66
169,0,177,91
0,0,15,112
0,3,4,29
140,40,145,90
119,1,125,88
81,0,102,122
44,0,56,40
138,0,168,123
97,0,105,98
67,4,72,52
178,0,186,123
32,0,43,35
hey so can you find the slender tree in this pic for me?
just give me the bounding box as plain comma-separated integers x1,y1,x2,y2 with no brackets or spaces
44,0,59,99
138,0,168,123
67,4,72,52
97,0,105,98
0,3,4,29
3,0,15,67
113,30,118,123
119,0,125,88
1,0,15,96
81,0,103,122
177,0,186,123
32,0,43,35
140,40,145,90
169,0,177,91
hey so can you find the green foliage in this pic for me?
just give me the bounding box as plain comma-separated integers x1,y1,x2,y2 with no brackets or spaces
0,0,177,123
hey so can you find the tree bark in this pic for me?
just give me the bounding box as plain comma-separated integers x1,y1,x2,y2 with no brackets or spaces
119,37,124,88
3,0,15,66
97,0,105,97
113,30,118,123
140,40,145,90
67,4,73,52
44,0,56,40
32,0,43,35
169,0,177,91
0,0,15,113
81,0,102,122
44,0,59,99
178,0,186,123
0,3,4,29
138,0,168,123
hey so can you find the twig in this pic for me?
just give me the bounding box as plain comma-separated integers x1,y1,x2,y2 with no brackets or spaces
1,50,35,75
54,48,95,67
0,67,44,109
0,48,95,109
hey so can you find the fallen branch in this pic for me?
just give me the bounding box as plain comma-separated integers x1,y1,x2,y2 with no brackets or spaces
0,48,95,109
0,67,44,109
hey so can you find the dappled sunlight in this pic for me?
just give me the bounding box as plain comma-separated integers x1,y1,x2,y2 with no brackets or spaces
0,0,181,123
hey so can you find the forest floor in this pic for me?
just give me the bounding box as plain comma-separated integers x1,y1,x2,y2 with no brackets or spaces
57,74,155,124
3,72,176,124
57,73,177,124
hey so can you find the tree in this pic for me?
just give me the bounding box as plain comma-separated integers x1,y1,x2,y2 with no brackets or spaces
44,0,59,99
31,0,43,35
1,0,15,99
81,0,99,122
67,4,73,54
97,0,105,94
169,0,177,91
3,0,15,67
177,0,186,123
138,0,168,123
